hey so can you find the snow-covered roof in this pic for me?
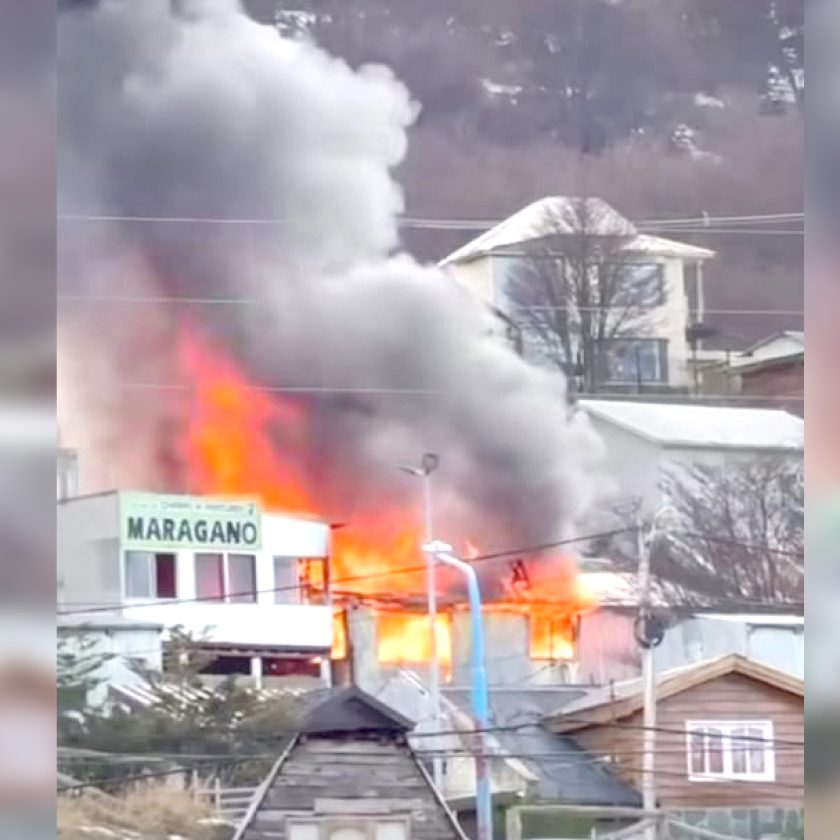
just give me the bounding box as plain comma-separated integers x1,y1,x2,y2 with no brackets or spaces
579,399,804,451
439,197,714,265
698,613,804,627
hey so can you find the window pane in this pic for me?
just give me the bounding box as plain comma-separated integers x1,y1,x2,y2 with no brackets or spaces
274,557,300,604
125,551,151,598
731,728,748,775
706,728,724,773
155,553,177,598
747,727,767,773
228,553,257,603
330,829,367,840
195,553,224,601
375,822,407,840
689,730,706,775
289,823,320,840
604,340,666,383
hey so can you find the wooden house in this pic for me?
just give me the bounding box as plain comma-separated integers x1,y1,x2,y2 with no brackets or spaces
234,686,468,840
544,654,804,838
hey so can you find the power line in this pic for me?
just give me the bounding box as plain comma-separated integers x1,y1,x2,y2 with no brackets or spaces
56,211,804,230
58,294,805,317
56,527,634,616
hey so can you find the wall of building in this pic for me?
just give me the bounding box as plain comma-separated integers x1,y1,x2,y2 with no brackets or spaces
58,492,122,609
244,736,461,840
572,673,803,809
58,492,333,652
738,362,804,415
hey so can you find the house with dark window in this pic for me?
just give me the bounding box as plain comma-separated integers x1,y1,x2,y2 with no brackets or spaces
234,686,468,840
57,490,334,685
545,654,804,839
438,197,713,393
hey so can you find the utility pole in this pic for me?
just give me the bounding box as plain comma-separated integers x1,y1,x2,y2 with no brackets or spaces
635,507,669,840
398,453,443,789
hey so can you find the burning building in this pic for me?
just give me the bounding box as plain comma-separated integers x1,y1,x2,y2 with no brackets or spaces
57,0,607,680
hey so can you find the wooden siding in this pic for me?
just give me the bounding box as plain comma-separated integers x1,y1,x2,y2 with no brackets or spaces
241,737,462,840
570,673,803,809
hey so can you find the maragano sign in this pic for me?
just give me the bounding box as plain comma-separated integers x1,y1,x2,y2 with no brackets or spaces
120,492,261,552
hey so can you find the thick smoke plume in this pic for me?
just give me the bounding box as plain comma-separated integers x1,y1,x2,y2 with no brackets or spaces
58,0,605,566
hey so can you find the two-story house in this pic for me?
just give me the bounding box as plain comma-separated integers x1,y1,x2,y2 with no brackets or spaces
439,196,714,394
57,490,335,686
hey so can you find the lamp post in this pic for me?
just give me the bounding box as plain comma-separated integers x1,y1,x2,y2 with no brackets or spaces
398,453,442,787
423,541,492,840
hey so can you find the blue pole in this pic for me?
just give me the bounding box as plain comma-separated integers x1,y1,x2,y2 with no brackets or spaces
427,547,492,840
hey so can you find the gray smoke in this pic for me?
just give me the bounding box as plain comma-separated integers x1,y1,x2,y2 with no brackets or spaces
58,0,605,574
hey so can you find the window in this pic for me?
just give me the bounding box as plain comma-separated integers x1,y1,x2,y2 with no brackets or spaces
274,556,301,604
288,819,409,840
614,263,665,306
194,553,256,603
686,721,775,782
124,551,176,599
602,338,668,384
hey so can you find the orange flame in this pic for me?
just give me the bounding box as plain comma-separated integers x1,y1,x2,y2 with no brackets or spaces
176,326,595,668
376,612,452,675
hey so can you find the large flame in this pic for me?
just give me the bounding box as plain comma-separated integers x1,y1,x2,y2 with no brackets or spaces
177,326,595,668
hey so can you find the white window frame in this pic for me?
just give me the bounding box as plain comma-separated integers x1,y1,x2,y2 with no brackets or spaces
194,552,257,604
123,550,177,600
685,720,776,783
287,816,411,840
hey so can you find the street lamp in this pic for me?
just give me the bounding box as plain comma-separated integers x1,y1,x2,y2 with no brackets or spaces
397,453,443,788
422,541,492,840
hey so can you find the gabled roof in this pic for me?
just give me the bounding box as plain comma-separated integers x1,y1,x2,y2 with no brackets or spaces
439,197,714,265
579,399,804,451
300,685,416,735
547,654,803,734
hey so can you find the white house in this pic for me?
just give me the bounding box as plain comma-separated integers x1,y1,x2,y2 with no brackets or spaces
57,490,334,685
439,196,714,391
577,399,804,513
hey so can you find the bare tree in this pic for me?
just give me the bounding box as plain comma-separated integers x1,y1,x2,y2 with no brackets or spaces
502,198,667,394
654,455,804,606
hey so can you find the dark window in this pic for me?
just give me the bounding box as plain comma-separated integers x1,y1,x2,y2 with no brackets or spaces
602,338,668,383
199,655,251,675
124,551,177,599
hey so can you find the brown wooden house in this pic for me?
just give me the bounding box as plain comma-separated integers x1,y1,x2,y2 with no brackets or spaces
234,686,468,840
545,654,804,838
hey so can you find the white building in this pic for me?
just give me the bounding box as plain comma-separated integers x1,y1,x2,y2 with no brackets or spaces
577,399,804,513
439,196,714,392
58,490,334,685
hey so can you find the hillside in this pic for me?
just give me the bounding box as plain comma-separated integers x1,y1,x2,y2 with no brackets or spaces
244,0,804,344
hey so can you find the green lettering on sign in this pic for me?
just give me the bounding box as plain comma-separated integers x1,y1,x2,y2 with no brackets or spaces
120,492,262,551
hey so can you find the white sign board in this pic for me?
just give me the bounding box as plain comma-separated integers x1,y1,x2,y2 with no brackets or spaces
120,491,262,552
